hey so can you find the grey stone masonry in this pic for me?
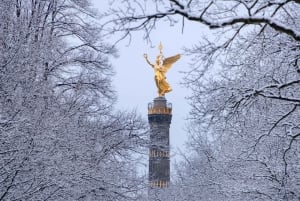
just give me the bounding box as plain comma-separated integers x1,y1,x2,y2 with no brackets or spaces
148,97,172,189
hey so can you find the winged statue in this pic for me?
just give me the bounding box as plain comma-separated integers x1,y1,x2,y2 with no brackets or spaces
144,43,181,97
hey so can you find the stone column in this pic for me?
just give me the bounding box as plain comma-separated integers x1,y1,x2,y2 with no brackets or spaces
148,97,172,190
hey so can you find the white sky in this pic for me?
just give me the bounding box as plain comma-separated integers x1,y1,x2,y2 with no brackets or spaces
92,1,210,164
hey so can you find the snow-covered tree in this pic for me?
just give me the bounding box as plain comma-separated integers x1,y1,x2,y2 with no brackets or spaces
104,0,300,200
0,1,147,200
187,26,300,200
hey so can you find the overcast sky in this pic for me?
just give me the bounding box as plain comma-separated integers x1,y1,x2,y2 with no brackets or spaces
92,1,210,163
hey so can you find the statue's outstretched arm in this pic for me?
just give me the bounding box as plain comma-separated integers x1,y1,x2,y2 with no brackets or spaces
144,54,154,68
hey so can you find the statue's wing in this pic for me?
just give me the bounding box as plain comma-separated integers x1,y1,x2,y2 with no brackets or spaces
163,54,181,71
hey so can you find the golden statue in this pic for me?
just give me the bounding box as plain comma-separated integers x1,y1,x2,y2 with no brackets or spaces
143,42,181,97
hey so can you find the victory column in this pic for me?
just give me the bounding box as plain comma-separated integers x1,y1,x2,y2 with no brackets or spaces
143,43,180,198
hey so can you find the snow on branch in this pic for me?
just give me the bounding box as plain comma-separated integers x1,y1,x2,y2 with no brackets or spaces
172,9,300,42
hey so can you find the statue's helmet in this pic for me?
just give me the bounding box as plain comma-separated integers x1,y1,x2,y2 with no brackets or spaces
156,55,163,65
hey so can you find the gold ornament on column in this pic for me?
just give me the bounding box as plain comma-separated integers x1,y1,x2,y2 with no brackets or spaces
143,42,181,97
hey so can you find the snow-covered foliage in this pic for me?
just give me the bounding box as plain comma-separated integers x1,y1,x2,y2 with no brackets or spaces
104,0,300,200
182,26,300,200
0,1,147,200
